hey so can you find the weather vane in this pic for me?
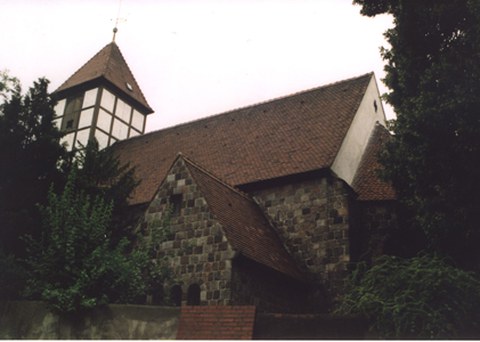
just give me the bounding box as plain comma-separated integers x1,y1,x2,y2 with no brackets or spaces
112,0,126,42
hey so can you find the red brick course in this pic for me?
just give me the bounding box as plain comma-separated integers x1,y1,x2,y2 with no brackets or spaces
176,305,256,340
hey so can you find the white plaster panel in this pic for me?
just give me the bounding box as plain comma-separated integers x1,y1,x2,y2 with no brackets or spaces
331,75,387,185
132,110,144,132
60,132,75,151
53,118,62,130
54,99,66,117
97,109,112,133
75,129,90,148
100,88,115,113
78,108,94,129
82,88,98,108
115,98,131,123
112,118,128,140
94,129,110,149
129,128,140,138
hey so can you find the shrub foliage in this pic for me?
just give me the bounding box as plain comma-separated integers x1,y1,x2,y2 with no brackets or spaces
24,170,146,314
336,254,480,338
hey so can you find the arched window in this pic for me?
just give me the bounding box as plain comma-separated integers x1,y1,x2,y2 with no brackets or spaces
187,283,201,306
170,285,182,306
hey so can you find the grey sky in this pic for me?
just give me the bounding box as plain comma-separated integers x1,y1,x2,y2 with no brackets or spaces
0,0,393,132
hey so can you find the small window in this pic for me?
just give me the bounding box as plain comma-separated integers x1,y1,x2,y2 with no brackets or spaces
170,285,182,306
170,194,183,216
373,100,378,113
66,119,74,129
187,284,201,306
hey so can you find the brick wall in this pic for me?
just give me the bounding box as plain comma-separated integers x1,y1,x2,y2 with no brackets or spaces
251,173,352,292
176,305,256,340
141,158,236,306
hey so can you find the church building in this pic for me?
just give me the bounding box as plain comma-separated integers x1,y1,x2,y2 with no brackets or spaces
54,41,397,313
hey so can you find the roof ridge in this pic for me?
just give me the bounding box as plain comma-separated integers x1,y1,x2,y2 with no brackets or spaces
113,72,374,146
180,154,253,201
103,42,114,77
206,72,375,118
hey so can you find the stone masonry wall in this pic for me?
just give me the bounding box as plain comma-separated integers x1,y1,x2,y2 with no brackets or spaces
141,158,236,306
251,174,352,292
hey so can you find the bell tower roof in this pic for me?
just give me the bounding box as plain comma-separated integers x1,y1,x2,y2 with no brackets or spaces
55,42,153,114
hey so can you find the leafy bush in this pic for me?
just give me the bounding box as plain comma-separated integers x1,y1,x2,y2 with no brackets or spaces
23,170,147,314
336,254,480,338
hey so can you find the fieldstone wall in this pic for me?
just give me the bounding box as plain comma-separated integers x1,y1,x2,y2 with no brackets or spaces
140,158,236,306
251,174,352,292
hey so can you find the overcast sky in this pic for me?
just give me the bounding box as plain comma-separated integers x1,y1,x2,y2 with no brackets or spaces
0,0,393,132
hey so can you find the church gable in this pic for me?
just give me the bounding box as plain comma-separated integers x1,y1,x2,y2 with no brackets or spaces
331,75,388,185
140,154,303,306
142,155,236,306
184,156,304,281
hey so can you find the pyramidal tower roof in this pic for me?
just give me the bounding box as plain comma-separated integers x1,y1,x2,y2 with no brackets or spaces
55,42,153,114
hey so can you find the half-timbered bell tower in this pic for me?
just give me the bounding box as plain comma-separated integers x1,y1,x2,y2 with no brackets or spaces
53,41,153,150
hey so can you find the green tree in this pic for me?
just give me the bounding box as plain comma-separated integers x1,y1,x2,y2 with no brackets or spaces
337,255,480,338
24,169,146,314
66,139,139,246
353,0,480,268
0,74,66,256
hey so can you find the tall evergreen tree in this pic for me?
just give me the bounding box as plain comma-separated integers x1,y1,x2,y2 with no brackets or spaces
353,0,480,268
0,75,65,256
67,139,140,246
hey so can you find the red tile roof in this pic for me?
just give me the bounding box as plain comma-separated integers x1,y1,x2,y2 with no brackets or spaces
352,123,396,201
182,155,304,281
176,305,256,340
55,42,153,114
112,73,373,205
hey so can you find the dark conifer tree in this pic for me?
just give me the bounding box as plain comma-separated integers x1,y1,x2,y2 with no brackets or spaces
354,0,480,269
68,139,140,246
0,75,65,256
